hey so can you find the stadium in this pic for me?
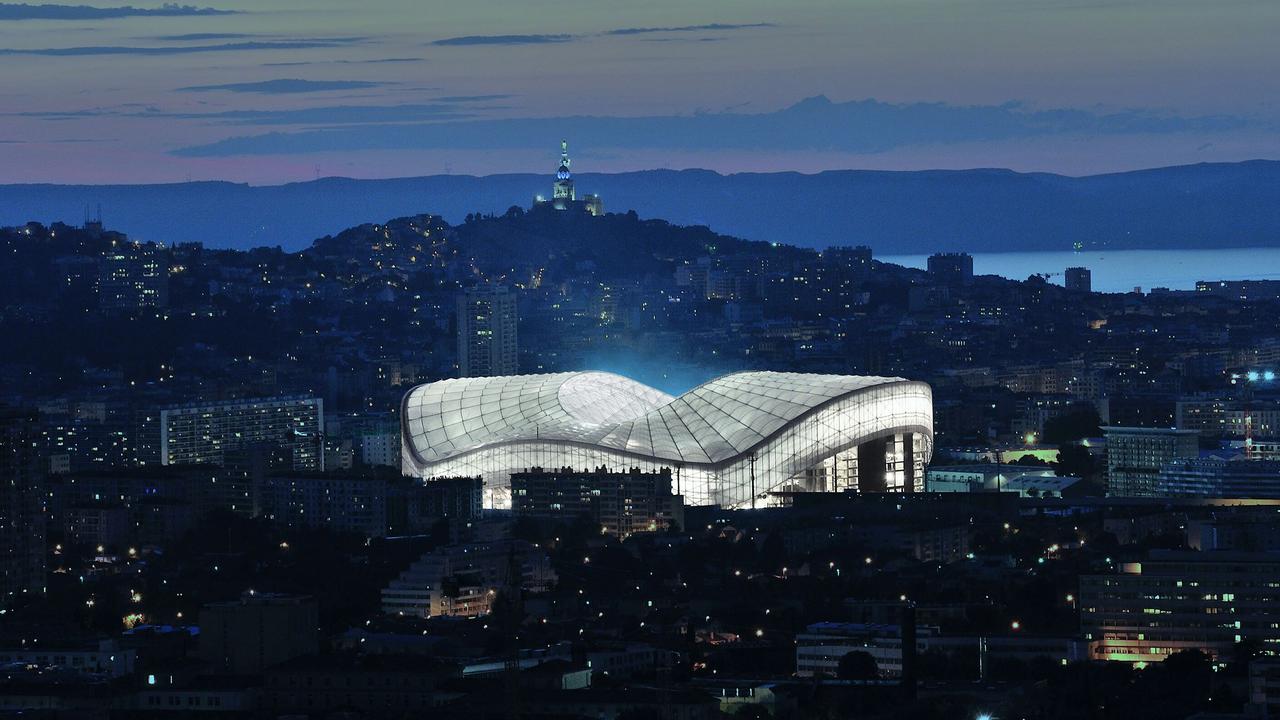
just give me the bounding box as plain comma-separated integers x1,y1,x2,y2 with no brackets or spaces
401,371,934,508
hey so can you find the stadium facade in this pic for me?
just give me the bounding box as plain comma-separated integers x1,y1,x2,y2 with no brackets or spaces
401,371,933,508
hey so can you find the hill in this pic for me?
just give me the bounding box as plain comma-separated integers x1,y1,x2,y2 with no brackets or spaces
2,160,1279,253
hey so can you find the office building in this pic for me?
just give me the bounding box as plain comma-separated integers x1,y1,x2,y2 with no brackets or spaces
381,539,556,618
0,408,45,607
1065,266,1092,293
401,371,934,508
1103,426,1199,496
456,285,518,378
1157,458,1280,498
199,593,319,675
1080,550,1280,664
511,466,684,537
159,396,324,471
927,252,974,285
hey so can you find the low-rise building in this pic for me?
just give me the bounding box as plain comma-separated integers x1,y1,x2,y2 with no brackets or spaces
926,463,1080,497
0,640,135,678
795,622,1085,678
381,539,556,618
261,654,460,716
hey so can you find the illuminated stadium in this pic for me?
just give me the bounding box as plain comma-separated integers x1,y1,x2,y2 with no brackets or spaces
401,371,933,508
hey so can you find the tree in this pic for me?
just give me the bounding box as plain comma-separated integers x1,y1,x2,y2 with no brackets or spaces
1053,442,1098,480
1043,404,1102,444
837,651,879,680
1013,455,1048,467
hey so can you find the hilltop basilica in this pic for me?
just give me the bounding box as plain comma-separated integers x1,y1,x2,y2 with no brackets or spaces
533,140,603,216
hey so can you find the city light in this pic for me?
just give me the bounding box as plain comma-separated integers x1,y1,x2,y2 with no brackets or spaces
3,11,1274,717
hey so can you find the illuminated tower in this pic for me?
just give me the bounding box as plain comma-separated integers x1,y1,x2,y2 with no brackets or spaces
552,139,575,203
533,140,601,215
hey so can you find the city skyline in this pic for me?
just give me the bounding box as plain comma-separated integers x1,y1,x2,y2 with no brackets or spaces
2,0,1280,183
6,4,1280,718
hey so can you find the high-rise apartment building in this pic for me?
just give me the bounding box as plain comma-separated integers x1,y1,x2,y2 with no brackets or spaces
926,252,974,285
98,239,169,313
1065,266,1092,293
456,285,518,377
159,396,324,471
0,408,45,608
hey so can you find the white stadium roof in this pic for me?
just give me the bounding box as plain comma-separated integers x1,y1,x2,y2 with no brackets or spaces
402,371,933,508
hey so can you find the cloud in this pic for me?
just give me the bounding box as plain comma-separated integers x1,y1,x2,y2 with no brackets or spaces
427,23,772,47
0,137,108,143
148,32,253,41
434,94,511,103
605,22,774,35
6,103,469,125
0,40,349,56
431,34,573,46
261,57,421,67
638,36,725,43
202,104,472,126
178,79,389,94
170,95,1260,157
0,3,235,20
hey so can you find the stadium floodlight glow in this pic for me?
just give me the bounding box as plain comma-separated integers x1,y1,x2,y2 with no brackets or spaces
401,371,933,508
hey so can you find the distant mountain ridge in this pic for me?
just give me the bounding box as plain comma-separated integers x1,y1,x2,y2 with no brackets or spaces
1,160,1278,253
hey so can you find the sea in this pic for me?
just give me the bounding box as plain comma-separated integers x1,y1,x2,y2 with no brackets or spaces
880,247,1280,294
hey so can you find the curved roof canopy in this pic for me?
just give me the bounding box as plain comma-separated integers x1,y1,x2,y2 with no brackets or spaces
403,371,922,469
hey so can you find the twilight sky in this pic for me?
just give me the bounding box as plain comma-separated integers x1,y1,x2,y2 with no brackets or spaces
1,0,1279,184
